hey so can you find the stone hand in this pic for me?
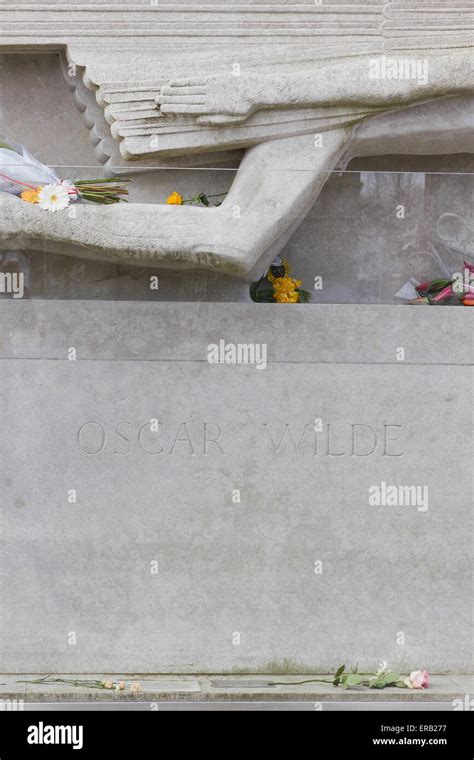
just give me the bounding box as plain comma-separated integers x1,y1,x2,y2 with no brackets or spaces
157,75,255,125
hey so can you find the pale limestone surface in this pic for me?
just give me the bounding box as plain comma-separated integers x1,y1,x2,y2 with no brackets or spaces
0,301,471,673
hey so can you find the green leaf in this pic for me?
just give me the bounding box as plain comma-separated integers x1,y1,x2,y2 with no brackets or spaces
344,674,366,687
251,287,275,303
0,141,14,151
333,664,345,686
381,671,401,685
425,279,451,294
416,278,451,296
296,288,312,303
368,672,401,689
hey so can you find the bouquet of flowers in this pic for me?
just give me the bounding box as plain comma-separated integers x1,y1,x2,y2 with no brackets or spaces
411,262,474,306
18,675,142,693
397,261,474,306
272,662,430,690
0,136,130,212
251,257,312,304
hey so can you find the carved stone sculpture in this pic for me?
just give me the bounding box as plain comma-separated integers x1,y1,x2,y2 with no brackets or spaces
0,1,472,278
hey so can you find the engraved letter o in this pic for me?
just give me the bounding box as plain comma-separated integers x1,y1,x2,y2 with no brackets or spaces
78,422,106,455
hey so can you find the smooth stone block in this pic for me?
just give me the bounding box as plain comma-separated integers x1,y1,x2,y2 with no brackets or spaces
0,301,471,673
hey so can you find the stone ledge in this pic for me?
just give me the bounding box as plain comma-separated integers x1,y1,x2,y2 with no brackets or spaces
1,300,472,365
1,675,472,704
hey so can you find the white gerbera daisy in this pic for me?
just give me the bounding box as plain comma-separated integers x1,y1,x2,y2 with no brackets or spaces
38,183,71,212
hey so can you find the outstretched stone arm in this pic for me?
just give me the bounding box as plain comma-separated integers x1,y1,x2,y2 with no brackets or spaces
0,128,352,279
1,94,472,279
0,192,243,274
158,50,473,125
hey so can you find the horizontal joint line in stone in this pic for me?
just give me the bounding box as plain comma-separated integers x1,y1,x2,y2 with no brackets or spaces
0,5,384,15
0,358,471,367
9,165,474,177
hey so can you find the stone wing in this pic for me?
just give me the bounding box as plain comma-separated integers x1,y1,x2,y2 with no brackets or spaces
0,1,472,161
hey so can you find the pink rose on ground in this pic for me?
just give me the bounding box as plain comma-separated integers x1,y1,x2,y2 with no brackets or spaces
404,670,429,689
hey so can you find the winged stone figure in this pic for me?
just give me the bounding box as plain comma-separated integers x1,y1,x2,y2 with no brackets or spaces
0,1,472,278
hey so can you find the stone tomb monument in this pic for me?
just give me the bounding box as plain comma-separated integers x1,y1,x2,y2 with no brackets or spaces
1,301,472,673
0,1,472,674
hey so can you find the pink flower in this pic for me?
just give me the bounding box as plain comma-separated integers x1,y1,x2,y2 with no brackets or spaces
102,681,114,690
404,670,429,689
432,285,454,303
61,180,79,202
130,682,141,692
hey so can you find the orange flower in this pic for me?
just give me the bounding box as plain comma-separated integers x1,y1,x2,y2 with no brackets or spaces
273,275,302,304
166,191,183,205
20,187,41,204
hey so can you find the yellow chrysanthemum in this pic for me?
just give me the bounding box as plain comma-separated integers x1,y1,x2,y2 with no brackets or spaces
273,275,302,303
166,191,183,205
20,187,41,204
276,292,300,303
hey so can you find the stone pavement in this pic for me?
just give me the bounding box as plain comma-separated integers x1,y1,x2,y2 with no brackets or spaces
0,675,471,708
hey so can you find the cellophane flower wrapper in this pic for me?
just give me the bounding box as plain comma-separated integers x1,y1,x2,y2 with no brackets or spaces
0,135,60,195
